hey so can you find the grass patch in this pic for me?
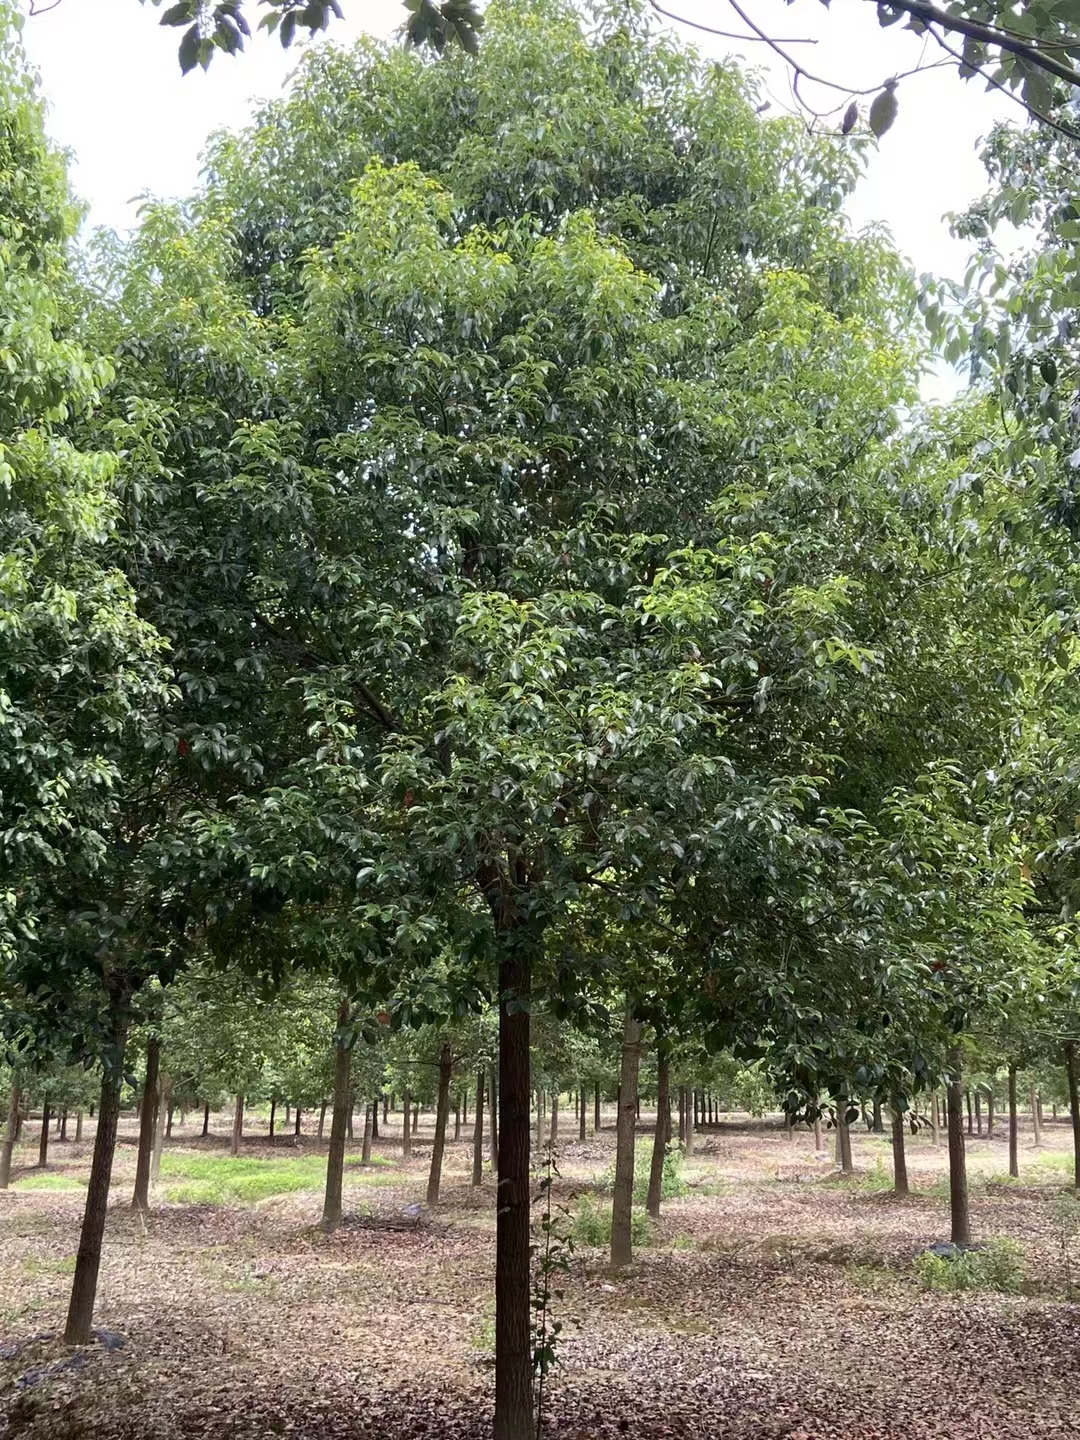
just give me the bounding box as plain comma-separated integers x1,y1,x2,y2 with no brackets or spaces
160,1153,327,1205
13,1173,85,1192
913,1238,1024,1294
571,1195,651,1248
21,1254,76,1277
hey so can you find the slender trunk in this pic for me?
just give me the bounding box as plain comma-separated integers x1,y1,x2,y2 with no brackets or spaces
75,1110,84,1143
317,1099,327,1140
284,1103,290,1127
890,1105,909,1197
402,1089,412,1158
1008,1063,1019,1180
231,1094,244,1156
268,1095,277,1142
1065,1041,1080,1190
872,1098,884,1134
132,1036,160,1209
382,1094,388,1125
165,1100,175,1139
494,939,532,1440
150,1082,169,1185
965,1088,973,1136
677,1085,686,1145
201,1102,210,1138
578,1085,586,1142
0,1081,21,1189
931,1093,940,1148
64,994,130,1345
295,1107,302,1137
549,1089,559,1145
60,1109,68,1142
946,1043,971,1246
1031,1084,1042,1147
361,1103,373,1165
975,1090,982,1137
535,1088,546,1154
611,1009,643,1269
426,1041,453,1206
986,1091,994,1137
346,1094,354,1141
472,1067,485,1186
488,1068,499,1168
38,1099,51,1168
594,1081,601,1134
836,1098,854,1175
412,1102,419,1136
321,1001,352,1233
646,1047,670,1220
454,1098,462,1143
371,1098,379,1139
813,1115,822,1151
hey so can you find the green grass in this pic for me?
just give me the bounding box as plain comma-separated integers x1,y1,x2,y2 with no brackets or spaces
912,1238,1024,1294
571,1195,651,1248
13,1172,85,1192
159,1150,403,1205
21,1254,76,1277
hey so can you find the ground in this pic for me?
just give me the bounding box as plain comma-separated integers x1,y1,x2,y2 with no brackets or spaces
2,1105,1079,1439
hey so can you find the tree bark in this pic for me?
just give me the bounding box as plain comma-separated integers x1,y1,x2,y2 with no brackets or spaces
872,1098,884,1134
131,1036,160,1210
402,1088,412,1158
371,1097,379,1139
472,1067,485,1186
295,1106,302,1137
1008,1063,1019,1179
835,1097,854,1175
610,1008,643,1269
813,1114,822,1151
231,1094,244,1156
321,1001,352,1233
931,1093,940,1147
412,1101,419,1136
684,1085,695,1155
494,941,532,1440
488,1068,499,1168
975,1089,982,1137
946,1043,971,1246
578,1085,586,1142
201,1102,210,1138
151,1083,169,1185
426,1041,453,1206
454,1097,462,1143
75,1110,84,1143
535,1088,546,1155
890,1104,909,1197
646,1047,670,1220
317,1099,327,1140
965,1088,973,1136
986,1090,994,1137
38,1099,51,1168
64,993,130,1345
268,1095,277,1142
361,1103,373,1165
1065,1041,1080,1190
165,1099,175,1139
594,1081,601,1134
60,1109,68,1142
549,1089,559,1145
1031,1084,1042,1147
0,1080,20,1189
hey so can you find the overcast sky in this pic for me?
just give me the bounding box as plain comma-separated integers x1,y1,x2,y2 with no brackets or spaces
22,0,1019,391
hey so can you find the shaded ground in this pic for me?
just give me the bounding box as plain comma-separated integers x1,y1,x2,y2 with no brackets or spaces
2,1106,1079,1438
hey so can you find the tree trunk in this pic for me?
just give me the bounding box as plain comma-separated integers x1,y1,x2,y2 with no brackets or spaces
890,1105,909,1197
488,1068,499,1168
594,1081,601,1134
132,1036,160,1210
677,1085,686,1145
684,1085,695,1155
872,1098,884,1134
1031,1084,1042,1147
494,941,532,1440
535,1088,546,1154
321,1002,352,1233
0,1080,20,1189
1065,1041,1080,1190
946,1043,971,1246
454,1097,462,1143
578,1085,586,1141
64,995,130,1345
201,1102,210,1138
295,1106,302,1137
371,1097,379,1139
231,1094,244,1156
426,1041,453,1206
610,1009,643,1269
646,1047,670,1220
346,1094,354,1141
75,1110,83,1143
38,1099,51,1168
931,1093,940,1147
361,1103,373,1165
974,1090,982,1137
472,1067,485,1186
317,1099,327,1140
549,1089,559,1145
268,1095,277,1141
151,1083,169,1185
382,1094,388,1125
402,1089,412,1158
986,1091,994,1137
1008,1063,1019,1180
60,1109,68,1142
965,1088,973,1136
813,1114,822,1151
165,1099,175,1139
412,1102,419,1136
836,1098,854,1175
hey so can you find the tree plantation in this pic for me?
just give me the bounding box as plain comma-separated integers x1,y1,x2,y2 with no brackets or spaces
5,2,1080,1437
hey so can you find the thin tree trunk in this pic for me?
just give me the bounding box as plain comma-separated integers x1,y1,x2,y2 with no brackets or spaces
346,1093,354,1141
684,1085,695,1155
60,1109,68,1142
947,1043,971,1246
965,1088,973,1136
535,1088,546,1154
150,1082,169,1186
361,1103,373,1165
132,1036,160,1209
426,1041,453,1206
549,1089,559,1145
75,1110,84,1142
890,1105,909,1197
268,1095,277,1142
412,1102,419,1136
371,1097,379,1139
975,1090,982,1137
472,1067,485,1186
165,1099,175,1139
1008,1063,1019,1179
494,940,532,1440
231,1094,244,1156
402,1089,412,1158
931,1093,940,1148
611,1009,643,1269
382,1094,388,1125
677,1085,686,1145
1031,1084,1042,1147
321,1001,352,1233
594,1081,601,1134
38,1099,51,1168
488,1068,499,1168
578,1085,586,1142
872,1098,884,1134
0,1081,20,1189
836,1097,854,1175
317,1099,327,1140
646,1047,670,1220
295,1107,301,1137
284,1103,290,1127
986,1090,994,1137
813,1114,822,1151
64,994,130,1345
454,1097,462,1143
1065,1041,1080,1190
201,1102,210,1138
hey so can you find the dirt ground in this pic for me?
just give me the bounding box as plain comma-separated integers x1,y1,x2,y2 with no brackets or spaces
2,1105,1079,1439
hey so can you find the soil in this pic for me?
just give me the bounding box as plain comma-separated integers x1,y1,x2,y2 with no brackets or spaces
1,1107,1078,1439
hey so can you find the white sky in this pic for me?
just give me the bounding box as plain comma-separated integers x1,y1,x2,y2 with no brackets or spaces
22,0,1019,392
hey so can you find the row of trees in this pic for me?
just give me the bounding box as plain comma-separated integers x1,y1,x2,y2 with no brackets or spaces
6,2,1080,1436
